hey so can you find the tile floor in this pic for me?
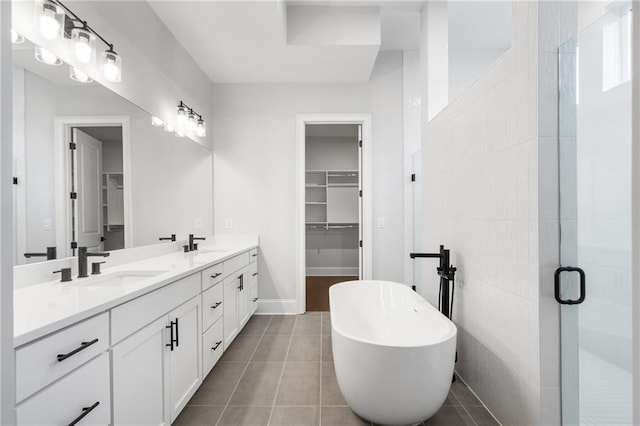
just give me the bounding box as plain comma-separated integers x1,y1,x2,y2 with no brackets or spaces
175,313,499,426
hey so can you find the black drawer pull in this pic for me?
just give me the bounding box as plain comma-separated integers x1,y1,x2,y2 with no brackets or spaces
252,272,258,277
175,317,179,347
57,339,99,362
211,301,222,309
253,297,259,302
211,272,222,279
252,253,258,257
212,341,222,351
67,401,99,426
166,320,177,351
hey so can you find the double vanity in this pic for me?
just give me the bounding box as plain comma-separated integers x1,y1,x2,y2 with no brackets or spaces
13,236,259,425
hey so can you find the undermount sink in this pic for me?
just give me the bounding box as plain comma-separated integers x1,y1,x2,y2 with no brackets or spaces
195,248,231,254
77,270,168,287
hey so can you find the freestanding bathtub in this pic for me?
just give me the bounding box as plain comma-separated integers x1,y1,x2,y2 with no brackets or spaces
329,280,457,426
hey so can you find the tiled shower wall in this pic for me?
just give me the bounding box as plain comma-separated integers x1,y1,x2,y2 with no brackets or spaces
419,2,544,424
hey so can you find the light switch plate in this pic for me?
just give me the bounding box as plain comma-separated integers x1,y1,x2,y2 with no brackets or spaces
43,219,52,230
195,218,203,229
377,217,385,228
225,218,233,229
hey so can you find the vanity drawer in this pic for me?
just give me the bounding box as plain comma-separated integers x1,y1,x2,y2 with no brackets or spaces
202,263,224,291
111,273,200,344
249,262,258,286
223,252,249,277
202,282,223,331
16,312,109,403
249,248,258,262
250,286,259,314
202,318,224,376
17,352,111,426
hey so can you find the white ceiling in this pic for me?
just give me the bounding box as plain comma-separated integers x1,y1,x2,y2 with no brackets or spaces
148,1,423,84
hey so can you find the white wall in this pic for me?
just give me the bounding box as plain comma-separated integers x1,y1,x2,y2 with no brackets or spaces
449,48,509,100
0,1,16,422
420,3,542,425
213,51,405,311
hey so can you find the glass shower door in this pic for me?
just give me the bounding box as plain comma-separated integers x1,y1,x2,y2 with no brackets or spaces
558,9,632,425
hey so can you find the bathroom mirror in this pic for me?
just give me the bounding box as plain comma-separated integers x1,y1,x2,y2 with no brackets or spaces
12,37,213,265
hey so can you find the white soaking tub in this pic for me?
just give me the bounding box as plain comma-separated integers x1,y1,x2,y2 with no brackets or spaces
329,280,457,426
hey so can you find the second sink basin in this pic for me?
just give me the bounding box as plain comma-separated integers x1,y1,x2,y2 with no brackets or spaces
79,270,168,287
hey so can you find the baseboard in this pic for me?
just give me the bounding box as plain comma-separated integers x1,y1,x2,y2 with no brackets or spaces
305,267,359,276
256,299,298,315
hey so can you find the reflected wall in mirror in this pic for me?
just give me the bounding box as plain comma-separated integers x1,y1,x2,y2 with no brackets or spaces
12,37,213,266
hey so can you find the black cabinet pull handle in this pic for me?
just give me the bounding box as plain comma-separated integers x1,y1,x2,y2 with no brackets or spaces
252,253,258,257
238,274,244,291
211,272,222,279
212,341,222,351
67,401,100,426
211,301,222,309
57,339,99,362
253,297,259,302
175,317,179,347
166,320,177,351
252,272,258,277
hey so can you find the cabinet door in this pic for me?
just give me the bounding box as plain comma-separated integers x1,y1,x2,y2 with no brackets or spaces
168,296,202,423
223,274,239,347
112,316,169,426
238,268,251,327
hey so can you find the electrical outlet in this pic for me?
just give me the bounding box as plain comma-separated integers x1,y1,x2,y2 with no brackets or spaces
225,218,233,229
377,217,385,228
43,218,52,230
195,218,203,230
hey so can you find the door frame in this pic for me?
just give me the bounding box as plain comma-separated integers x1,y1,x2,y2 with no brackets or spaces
54,116,132,257
295,113,373,314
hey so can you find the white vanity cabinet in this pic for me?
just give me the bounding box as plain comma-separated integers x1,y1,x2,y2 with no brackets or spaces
111,275,202,425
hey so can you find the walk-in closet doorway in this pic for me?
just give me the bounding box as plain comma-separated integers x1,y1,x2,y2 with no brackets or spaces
296,114,372,313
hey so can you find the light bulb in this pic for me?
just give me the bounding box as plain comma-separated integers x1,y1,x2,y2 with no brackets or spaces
35,46,62,66
151,116,164,127
196,119,206,137
11,29,24,44
72,28,96,64
187,111,197,133
70,66,92,83
164,123,175,133
39,2,61,40
176,105,187,132
101,49,122,83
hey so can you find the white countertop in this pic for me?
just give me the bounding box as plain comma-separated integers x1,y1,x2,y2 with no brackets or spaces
14,239,258,347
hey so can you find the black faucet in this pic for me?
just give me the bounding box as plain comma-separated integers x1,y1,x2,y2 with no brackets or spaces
159,234,176,242
78,247,110,278
188,234,206,252
24,246,57,260
409,245,457,319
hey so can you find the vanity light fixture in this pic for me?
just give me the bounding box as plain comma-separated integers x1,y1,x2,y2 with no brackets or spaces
151,116,164,127
35,46,63,66
164,123,175,133
35,0,122,83
70,66,92,83
11,29,25,44
175,130,186,138
176,101,207,138
36,0,64,40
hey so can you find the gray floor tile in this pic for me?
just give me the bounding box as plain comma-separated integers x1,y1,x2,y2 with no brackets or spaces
265,316,296,335
287,335,321,362
451,380,482,406
173,405,224,426
294,314,321,335
189,362,246,405
320,407,370,425
321,313,332,336
444,391,461,406
321,363,347,406
241,315,273,336
229,362,284,406
321,335,333,362
275,362,321,406
270,406,320,426
423,406,475,426
218,406,271,426
220,334,262,363
465,406,500,426
252,335,292,362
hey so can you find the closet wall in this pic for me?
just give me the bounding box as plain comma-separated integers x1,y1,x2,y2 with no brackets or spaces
305,125,360,276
